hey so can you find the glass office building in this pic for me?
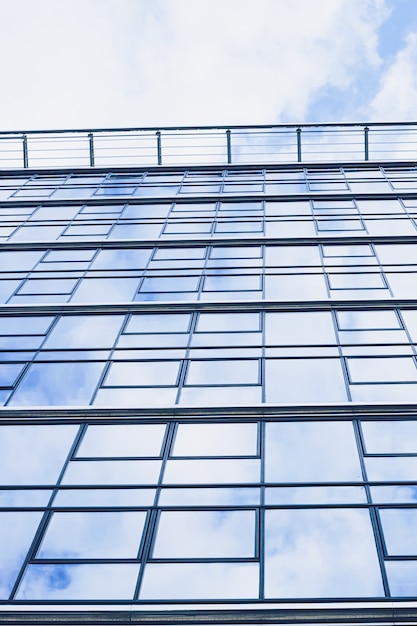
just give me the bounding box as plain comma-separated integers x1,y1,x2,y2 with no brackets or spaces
1,123,417,625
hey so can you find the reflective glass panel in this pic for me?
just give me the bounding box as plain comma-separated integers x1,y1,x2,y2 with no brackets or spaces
152,510,256,558
17,563,139,600
265,509,383,598
140,562,258,600
265,422,362,482
77,424,166,457
37,511,147,558
172,423,257,456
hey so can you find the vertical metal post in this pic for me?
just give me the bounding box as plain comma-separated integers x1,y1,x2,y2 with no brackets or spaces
226,129,232,164
156,131,162,165
22,134,28,168
296,128,302,163
88,133,95,167
364,126,369,161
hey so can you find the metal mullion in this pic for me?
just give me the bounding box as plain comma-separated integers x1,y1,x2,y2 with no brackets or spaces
259,419,265,600
371,243,395,299
88,312,128,405
174,312,198,404
354,419,391,596
133,421,176,600
317,239,331,299
330,310,351,403
366,452,417,458
148,556,258,564
34,558,141,565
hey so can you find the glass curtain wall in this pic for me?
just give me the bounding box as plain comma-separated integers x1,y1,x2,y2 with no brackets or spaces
1,163,417,611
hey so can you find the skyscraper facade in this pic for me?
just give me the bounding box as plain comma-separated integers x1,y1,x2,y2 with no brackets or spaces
1,123,417,625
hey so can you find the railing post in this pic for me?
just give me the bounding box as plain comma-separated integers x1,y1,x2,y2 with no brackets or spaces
296,128,302,163
88,133,95,167
22,134,28,168
226,129,232,164
156,131,162,165
364,126,369,161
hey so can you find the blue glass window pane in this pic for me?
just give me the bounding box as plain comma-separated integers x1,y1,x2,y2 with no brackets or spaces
153,248,206,260
71,278,138,303
94,387,177,407
328,273,385,289
140,563,258,600
179,386,261,406
265,422,362,482
17,563,139,600
53,488,155,507
116,333,188,348
104,361,181,386
265,245,320,267
186,359,259,385
266,486,367,505
386,562,417,596
265,359,347,402
265,275,327,300
9,362,104,406
38,511,147,558
347,357,417,383
196,313,260,332
122,204,171,219
0,490,52,507
152,510,256,558
140,277,199,292
77,424,165,457
11,226,64,242
91,249,151,269
370,486,417,504
210,247,261,259
62,460,161,485
0,316,54,335
158,487,260,506
30,206,80,221
362,421,417,453
173,423,257,456
43,315,123,349
265,509,383,598
337,310,400,330
365,457,417,481
163,459,260,484
203,275,260,291
109,224,162,239
17,279,78,295
45,250,96,262
125,313,191,333
190,332,261,348
265,312,335,345
379,509,417,555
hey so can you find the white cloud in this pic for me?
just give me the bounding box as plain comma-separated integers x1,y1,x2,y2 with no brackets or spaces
369,31,417,120
0,0,390,129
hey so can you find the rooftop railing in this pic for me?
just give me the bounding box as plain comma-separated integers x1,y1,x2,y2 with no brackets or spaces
0,122,416,169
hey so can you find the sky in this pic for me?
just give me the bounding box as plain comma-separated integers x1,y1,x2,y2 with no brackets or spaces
0,0,417,130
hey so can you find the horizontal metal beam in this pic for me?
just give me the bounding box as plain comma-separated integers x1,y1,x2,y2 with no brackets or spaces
1,158,417,177
1,605,417,625
0,121,417,135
